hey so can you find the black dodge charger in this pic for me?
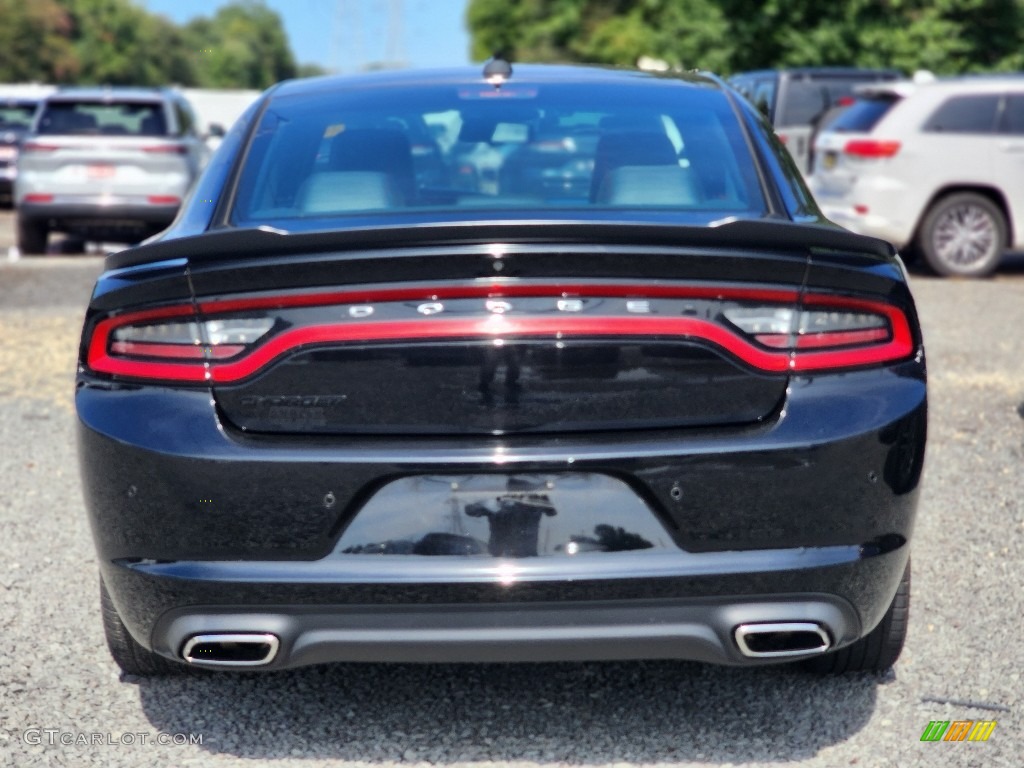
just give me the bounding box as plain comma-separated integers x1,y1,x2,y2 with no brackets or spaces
77,63,925,675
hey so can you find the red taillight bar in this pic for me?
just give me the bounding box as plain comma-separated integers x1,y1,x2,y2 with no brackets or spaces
85,286,915,383
20,142,60,153
844,139,901,158
142,144,188,155
757,327,890,350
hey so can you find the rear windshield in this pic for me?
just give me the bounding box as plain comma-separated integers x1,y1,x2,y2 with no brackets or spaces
777,78,892,127
37,100,168,136
231,81,766,225
0,103,36,131
828,95,902,133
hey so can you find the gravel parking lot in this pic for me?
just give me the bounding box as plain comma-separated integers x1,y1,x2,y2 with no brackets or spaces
0,209,1021,767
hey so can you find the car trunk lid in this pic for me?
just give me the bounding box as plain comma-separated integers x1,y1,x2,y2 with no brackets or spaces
98,221,900,437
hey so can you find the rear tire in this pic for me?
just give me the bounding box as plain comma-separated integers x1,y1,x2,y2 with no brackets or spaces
918,193,1005,277
100,577,183,676
803,559,910,674
16,216,48,255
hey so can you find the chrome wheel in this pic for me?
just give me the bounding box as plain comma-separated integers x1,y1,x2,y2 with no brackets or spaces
931,203,997,266
920,193,1005,277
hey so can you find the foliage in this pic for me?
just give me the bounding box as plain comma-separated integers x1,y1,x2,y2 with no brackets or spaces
468,0,1024,75
0,0,305,88
184,1,298,89
0,0,77,82
61,0,198,85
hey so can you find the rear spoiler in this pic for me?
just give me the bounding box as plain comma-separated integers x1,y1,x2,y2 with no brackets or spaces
107,218,895,270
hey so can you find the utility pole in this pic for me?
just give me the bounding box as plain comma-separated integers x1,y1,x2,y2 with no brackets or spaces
331,0,366,74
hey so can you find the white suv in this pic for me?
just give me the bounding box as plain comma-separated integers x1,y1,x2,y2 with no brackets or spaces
811,76,1024,276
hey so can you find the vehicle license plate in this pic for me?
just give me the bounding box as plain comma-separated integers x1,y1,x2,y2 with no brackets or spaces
334,472,676,557
87,164,115,179
822,152,838,170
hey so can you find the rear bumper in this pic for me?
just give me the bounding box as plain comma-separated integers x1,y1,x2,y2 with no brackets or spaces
18,200,178,229
79,361,925,667
818,203,910,247
149,591,865,669
0,165,14,194
811,176,920,248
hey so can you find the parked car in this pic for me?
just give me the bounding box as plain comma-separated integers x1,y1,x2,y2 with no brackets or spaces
730,68,901,174
0,84,55,205
811,76,1024,276
14,86,206,253
78,63,925,676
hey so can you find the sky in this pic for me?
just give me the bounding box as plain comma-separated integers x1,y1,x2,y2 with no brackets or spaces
141,0,473,73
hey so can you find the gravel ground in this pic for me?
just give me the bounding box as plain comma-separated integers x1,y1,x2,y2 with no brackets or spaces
0,210,1021,767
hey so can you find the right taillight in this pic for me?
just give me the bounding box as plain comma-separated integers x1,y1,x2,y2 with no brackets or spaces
843,139,901,158
724,292,913,371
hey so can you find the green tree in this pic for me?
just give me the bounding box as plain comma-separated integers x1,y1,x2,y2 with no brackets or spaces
468,0,730,71
718,0,1024,74
184,1,297,89
468,0,1024,75
60,0,197,85
0,0,77,82
297,62,330,79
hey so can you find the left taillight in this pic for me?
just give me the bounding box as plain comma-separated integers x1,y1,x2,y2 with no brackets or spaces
87,308,275,382
141,143,189,155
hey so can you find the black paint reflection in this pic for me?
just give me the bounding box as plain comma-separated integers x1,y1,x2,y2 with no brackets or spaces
478,344,522,407
336,473,675,558
465,477,556,556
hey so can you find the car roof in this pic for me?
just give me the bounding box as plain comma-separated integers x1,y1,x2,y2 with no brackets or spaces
732,67,901,79
854,80,920,99
917,74,1024,94
858,74,1024,102
0,84,56,102
48,86,175,103
269,63,722,101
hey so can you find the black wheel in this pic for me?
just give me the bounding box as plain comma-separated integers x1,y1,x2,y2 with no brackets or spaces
918,193,1005,277
100,577,184,676
16,216,48,255
57,236,87,255
803,560,910,674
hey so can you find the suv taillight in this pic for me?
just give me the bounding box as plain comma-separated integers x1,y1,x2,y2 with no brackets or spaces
142,144,188,155
843,140,901,158
21,142,59,153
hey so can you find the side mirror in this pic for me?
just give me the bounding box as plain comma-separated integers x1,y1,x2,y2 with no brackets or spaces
206,123,226,139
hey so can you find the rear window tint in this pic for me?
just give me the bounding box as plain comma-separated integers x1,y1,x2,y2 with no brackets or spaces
924,95,1000,134
231,82,767,225
1000,94,1024,135
777,78,896,127
777,80,833,126
0,102,36,130
828,96,901,133
38,100,168,136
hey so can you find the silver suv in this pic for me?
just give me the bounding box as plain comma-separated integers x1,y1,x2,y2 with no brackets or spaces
811,76,1024,276
0,85,55,205
14,87,205,253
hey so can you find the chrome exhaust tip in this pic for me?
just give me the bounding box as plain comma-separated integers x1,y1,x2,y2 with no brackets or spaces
734,622,831,658
181,633,280,667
